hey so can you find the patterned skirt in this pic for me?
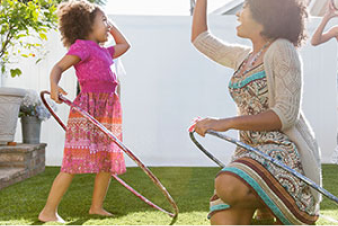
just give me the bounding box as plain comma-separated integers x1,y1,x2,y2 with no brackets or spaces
61,92,126,175
208,138,319,225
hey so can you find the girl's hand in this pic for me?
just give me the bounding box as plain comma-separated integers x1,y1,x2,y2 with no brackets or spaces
195,117,232,137
107,20,131,58
107,19,116,31
51,85,67,104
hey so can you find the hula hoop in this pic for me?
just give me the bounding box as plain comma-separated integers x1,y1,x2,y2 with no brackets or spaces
189,129,338,206
40,91,179,222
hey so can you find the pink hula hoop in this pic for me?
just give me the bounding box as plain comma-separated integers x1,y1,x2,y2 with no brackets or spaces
40,91,178,221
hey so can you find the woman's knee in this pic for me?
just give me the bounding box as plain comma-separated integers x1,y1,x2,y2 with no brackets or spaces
214,173,252,206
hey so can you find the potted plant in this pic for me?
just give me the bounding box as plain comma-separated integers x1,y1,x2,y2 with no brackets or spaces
19,89,57,144
0,87,27,144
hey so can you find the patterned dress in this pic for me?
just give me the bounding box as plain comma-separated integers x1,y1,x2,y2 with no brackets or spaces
61,39,126,175
208,63,318,224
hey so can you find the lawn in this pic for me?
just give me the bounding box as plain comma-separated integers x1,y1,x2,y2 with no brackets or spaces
0,165,337,225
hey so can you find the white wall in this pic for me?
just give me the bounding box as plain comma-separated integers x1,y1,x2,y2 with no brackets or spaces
3,15,337,166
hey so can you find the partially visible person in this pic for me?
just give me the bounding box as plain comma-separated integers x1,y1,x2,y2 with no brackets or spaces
312,0,338,165
311,0,338,46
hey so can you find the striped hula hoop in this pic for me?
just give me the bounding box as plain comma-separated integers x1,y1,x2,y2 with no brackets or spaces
188,128,338,206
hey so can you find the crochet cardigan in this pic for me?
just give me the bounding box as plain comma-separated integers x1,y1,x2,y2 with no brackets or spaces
193,31,322,210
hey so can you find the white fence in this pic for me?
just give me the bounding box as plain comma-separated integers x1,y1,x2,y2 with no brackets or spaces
3,15,337,166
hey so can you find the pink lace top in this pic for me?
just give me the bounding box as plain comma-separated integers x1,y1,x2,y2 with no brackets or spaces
67,39,117,93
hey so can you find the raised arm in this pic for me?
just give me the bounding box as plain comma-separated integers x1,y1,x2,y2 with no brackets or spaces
311,1,338,46
108,21,131,58
191,0,250,70
191,0,208,42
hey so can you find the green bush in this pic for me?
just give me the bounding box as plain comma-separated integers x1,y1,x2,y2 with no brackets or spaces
0,0,106,78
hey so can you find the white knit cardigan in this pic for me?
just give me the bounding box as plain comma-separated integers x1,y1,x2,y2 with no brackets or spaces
193,31,322,210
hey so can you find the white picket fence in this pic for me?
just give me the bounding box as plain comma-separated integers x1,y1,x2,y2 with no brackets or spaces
2,15,337,166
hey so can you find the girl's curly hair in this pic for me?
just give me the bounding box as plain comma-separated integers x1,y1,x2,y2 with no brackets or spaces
57,0,102,47
246,0,309,47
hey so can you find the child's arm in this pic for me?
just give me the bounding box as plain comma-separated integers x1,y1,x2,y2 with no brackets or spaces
311,1,338,46
108,21,131,58
50,55,80,103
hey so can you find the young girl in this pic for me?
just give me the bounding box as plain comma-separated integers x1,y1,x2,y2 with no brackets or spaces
38,0,130,223
311,0,338,46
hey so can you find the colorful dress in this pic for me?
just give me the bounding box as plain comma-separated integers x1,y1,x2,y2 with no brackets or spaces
208,63,318,224
193,31,321,225
61,39,126,175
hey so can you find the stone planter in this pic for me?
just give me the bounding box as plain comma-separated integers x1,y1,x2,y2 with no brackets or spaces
21,116,42,144
0,87,26,145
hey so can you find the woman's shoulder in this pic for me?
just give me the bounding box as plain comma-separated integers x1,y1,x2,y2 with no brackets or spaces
269,38,296,52
265,38,299,63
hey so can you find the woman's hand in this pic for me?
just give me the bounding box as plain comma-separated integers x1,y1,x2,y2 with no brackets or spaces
50,84,67,104
193,110,282,137
195,117,233,137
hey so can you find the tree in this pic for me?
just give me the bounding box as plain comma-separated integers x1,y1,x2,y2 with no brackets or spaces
0,0,106,78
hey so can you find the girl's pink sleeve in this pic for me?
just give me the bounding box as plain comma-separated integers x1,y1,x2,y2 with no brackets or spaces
67,40,90,61
107,46,115,59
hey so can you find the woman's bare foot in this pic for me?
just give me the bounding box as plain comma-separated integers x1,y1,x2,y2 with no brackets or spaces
38,210,66,223
89,208,114,216
255,207,275,221
274,218,283,225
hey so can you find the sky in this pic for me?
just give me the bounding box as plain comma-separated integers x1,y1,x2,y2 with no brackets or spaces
104,0,232,16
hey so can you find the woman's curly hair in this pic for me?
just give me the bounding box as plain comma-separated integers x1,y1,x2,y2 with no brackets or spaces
57,0,102,47
246,0,309,47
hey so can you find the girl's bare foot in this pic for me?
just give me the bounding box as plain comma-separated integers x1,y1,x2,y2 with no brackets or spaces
38,210,66,223
89,208,114,216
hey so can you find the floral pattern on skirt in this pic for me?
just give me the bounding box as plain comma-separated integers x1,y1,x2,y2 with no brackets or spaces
61,92,126,175
228,64,315,214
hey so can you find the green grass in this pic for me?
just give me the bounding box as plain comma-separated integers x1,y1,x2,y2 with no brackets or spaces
0,165,337,225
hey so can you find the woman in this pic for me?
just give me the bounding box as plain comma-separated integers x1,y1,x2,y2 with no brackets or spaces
191,0,322,224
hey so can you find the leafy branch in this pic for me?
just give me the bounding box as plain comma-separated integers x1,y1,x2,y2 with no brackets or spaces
0,0,106,78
